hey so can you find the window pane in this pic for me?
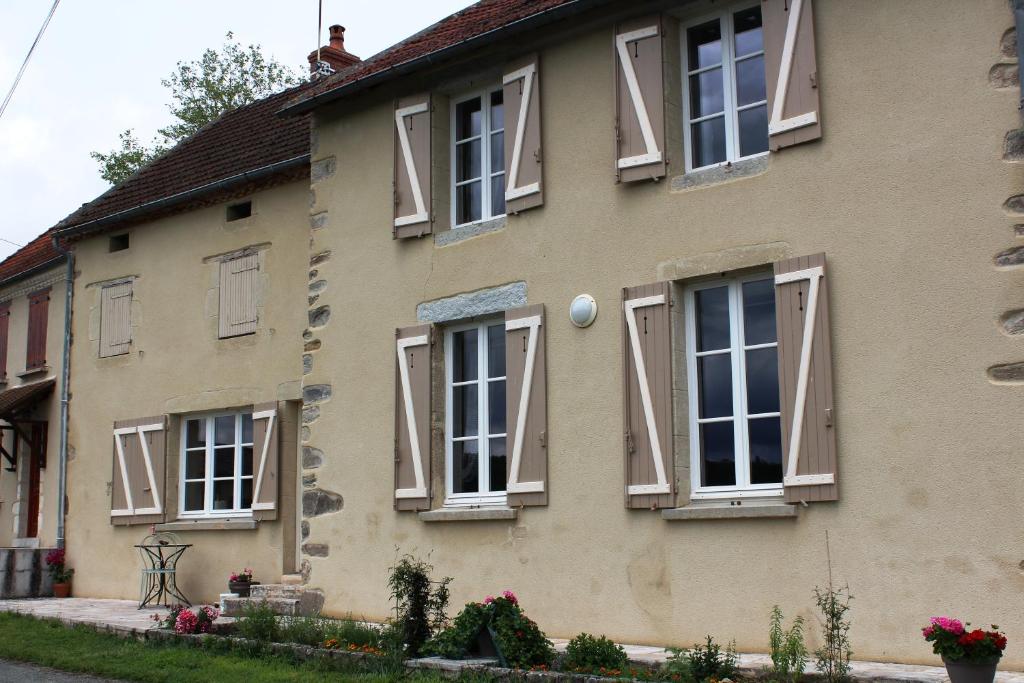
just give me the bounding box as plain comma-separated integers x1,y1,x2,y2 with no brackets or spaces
456,182,482,224
748,417,783,484
212,480,234,510
735,55,766,106
489,437,507,492
691,116,727,168
214,447,234,478
490,132,504,175
456,139,481,182
455,97,481,139
733,7,764,57
490,89,504,130
742,279,776,345
452,440,479,494
689,69,724,118
487,324,505,377
241,445,254,477
488,380,506,434
490,175,506,217
452,385,478,437
698,355,733,419
186,419,205,448
241,413,253,444
745,347,780,414
687,20,722,70
738,105,769,157
240,478,254,509
185,451,205,479
184,482,205,511
452,329,478,382
695,286,730,351
700,421,736,487
214,416,234,446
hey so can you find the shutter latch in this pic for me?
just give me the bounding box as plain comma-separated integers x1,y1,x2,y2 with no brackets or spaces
539,430,546,448
824,408,833,428
625,430,635,454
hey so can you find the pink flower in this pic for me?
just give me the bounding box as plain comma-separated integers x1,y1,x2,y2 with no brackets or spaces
922,626,935,638
502,590,518,605
483,595,495,604
175,609,198,634
930,617,965,635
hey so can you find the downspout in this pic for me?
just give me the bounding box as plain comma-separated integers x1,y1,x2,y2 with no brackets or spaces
1015,0,1024,117
50,235,73,550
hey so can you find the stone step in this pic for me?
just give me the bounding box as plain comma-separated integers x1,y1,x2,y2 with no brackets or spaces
251,583,304,600
280,573,303,586
222,596,299,617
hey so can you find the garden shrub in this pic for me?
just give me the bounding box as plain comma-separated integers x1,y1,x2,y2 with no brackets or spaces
235,601,279,642
769,605,808,682
322,617,386,649
279,615,326,646
426,591,555,668
813,584,852,683
563,633,628,673
664,635,737,683
387,553,452,658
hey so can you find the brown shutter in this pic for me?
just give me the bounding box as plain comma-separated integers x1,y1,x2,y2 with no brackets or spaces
100,281,132,358
614,15,666,182
111,415,167,526
26,288,49,370
395,324,432,510
251,401,279,521
0,301,9,380
503,55,544,214
774,253,837,502
622,282,674,509
393,95,432,238
505,305,547,507
219,253,258,338
763,0,822,150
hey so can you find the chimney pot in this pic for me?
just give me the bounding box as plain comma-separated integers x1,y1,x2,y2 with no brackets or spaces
329,25,346,50
308,22,360,76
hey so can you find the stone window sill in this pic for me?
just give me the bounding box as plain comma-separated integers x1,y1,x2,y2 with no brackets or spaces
434,216,507,247
662,503,798,521
418,507,517,523
670,155,769,193
156,519,258,532
17,366,50,379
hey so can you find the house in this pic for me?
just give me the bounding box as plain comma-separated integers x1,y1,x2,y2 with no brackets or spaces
48,0,1023,667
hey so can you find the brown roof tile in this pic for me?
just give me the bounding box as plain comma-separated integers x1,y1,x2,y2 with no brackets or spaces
0,232,63,288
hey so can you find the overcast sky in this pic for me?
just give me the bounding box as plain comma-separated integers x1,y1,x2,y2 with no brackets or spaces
0,0,469,261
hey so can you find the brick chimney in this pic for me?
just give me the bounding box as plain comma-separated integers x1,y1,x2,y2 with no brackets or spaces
308,25,361,76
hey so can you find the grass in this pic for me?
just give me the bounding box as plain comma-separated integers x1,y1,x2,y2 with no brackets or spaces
0,612,494,682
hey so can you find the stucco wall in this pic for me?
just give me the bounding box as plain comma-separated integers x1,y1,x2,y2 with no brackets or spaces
65,181,308,603
301,0,1024,667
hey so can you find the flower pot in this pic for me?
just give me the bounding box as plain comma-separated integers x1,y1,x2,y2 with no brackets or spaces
53,582,71,598
943,656,1000,683
228,580,257,597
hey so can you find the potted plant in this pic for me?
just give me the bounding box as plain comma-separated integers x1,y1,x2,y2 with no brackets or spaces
922,616,1007,683
45,548,74,598
228,567,257,597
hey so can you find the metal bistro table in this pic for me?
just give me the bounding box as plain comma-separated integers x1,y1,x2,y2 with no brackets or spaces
135,532,192,608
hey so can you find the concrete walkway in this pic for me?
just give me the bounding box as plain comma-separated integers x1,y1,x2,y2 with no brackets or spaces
0,598,1021,682
0,660,126,682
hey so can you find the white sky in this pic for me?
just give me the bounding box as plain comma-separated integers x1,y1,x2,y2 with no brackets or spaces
0,0,470,261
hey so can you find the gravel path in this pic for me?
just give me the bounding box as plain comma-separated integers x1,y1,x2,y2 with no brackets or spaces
0,660,127,682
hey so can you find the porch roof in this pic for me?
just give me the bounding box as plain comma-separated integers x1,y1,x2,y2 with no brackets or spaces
0,380,55,420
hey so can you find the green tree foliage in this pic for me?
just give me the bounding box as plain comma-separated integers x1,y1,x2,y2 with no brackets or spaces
90,32,300,185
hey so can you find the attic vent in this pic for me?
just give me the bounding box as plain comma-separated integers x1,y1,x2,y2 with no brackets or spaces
108,234,129,252
227,200,253,222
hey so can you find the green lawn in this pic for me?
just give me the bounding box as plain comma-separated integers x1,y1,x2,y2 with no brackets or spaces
0,612,485,682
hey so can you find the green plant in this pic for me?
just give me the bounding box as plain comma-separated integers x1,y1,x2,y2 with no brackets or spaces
322,617,386,649
279,615,326,646
813,585,852,683
563,633,628,673
387,552,452,658
769,605,808,682
673,635,737,683
922,617,1006,663
235,601,279,642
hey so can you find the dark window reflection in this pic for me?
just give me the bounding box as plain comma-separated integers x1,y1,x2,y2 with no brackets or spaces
748,417,783,484
695,286,731,351
700,421,736,486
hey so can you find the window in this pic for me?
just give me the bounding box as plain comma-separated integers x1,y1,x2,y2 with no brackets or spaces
0,302,9,380
108,234,129,252
99,281,132,357
452,88,505,227
226,200,252,222
25,288,49,371
682,5,768,171
445,320,507,505
685,274,782,499
180,412,254,517
218,252,258,339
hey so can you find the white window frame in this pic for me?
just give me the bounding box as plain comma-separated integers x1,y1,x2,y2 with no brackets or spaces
444,319,507,507
179,410,255,519
684,273,783,501
680,2,769,173
450,86,506,229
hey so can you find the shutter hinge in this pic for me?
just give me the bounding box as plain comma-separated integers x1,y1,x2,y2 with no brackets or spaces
625,430,635,454
394,438,400,462
533,147,542,163
539,430,546,448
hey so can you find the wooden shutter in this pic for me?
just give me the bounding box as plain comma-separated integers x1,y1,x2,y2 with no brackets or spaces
503,55,544,214
110,415,166,525
219,253,258,338
395,324,432,510
100,281,132,358
614,16,666,182
251,401,279,521
763,0,822,150
26,288,49,370
505,305,547,507
774,253,837,502
0,302,9,380
622,282,674,509
393,95,432,238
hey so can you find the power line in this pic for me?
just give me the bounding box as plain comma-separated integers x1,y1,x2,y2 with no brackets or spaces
0,238,24,249
0,0,61,121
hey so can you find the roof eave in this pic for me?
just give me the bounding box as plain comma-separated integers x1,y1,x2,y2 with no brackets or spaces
0,255,66,291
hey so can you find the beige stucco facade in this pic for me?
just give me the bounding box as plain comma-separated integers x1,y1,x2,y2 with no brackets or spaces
294,0,1024,668
64,180,309,604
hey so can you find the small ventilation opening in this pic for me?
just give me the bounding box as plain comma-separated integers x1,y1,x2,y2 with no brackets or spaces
227,200,253,222
108,234,130,252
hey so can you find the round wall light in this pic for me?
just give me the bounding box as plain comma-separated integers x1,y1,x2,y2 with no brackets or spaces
569,294,598,328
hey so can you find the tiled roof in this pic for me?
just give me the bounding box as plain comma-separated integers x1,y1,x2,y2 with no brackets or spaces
55,83,313,236
0,379,56,418
284,0,589,112
0,232,63,288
